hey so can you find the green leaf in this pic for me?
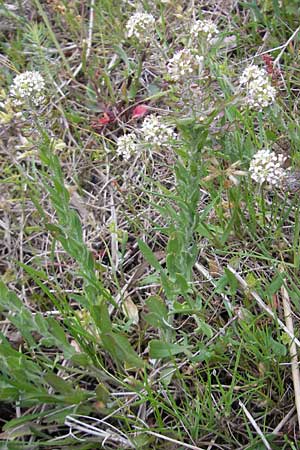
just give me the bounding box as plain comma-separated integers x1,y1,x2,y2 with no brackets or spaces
174,273,190,294
196,222,215,240
71,353,91,367
147,83,161,96
138,239,162,272
194,318,214,339
131,434,153,448
101,332,145,369
47,317,75,358
149,340,190,359
224,267,238,295
268,336,287,357
95,383,109,404
266,274,284,296
91,301,112,334
167,231,183,256
0,282,23,310
128,78,140,100
44,372,74,395
113,44,131,73
2,412,41,431
191,348,213,363
144,296,168,329
17,263,58,303
147,296,168,318
173,301,196,314
160,366,176,386
161,271,176,300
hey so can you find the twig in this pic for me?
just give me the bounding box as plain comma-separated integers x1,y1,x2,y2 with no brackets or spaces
137,429,206,450
239,400,272,450
273,406,296,435
110,191,119,272
65,416,134,448
241,30,299,64
191,0,196,20
274,26,300,66
86,0,95,60
227,265,300,348
281,282,300,431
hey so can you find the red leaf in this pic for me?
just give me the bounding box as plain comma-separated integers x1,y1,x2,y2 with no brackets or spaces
132,104,148,119
98,112,111,125
91,112,114,130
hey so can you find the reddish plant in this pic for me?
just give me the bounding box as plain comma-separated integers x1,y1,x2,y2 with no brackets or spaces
261,54,281,82
90,111,116,131
131,104,148,119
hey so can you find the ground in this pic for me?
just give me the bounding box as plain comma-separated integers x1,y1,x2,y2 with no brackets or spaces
1,0,300,449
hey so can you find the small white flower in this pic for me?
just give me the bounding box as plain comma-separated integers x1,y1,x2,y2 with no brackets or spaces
247,78,276,110
167,49,204,82
240,65,276,110
239,65,265,85
141,114,177,147
191,19,219,43
9,71,45,107
116,132,137,159
249,149,286,186
126,12,155,42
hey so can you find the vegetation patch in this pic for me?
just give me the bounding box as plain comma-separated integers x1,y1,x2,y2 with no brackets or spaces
1,0,300,448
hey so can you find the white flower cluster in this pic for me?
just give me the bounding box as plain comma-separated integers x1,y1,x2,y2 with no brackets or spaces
116,133,137,160
116,115,177,159
239,65,265,85
141,114,177,147
167,49,204,82
126,12,155,42
249,149,286,186
191,19,219,43
240,65,276,110
9,71,45,107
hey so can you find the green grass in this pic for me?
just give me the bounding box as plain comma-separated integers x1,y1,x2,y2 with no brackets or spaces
1,0,300,448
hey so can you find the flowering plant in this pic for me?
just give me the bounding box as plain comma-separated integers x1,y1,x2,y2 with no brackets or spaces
126,12,155,42
9,71,46,107
249,149,286,186
240,65,276,110
167,49,204,82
